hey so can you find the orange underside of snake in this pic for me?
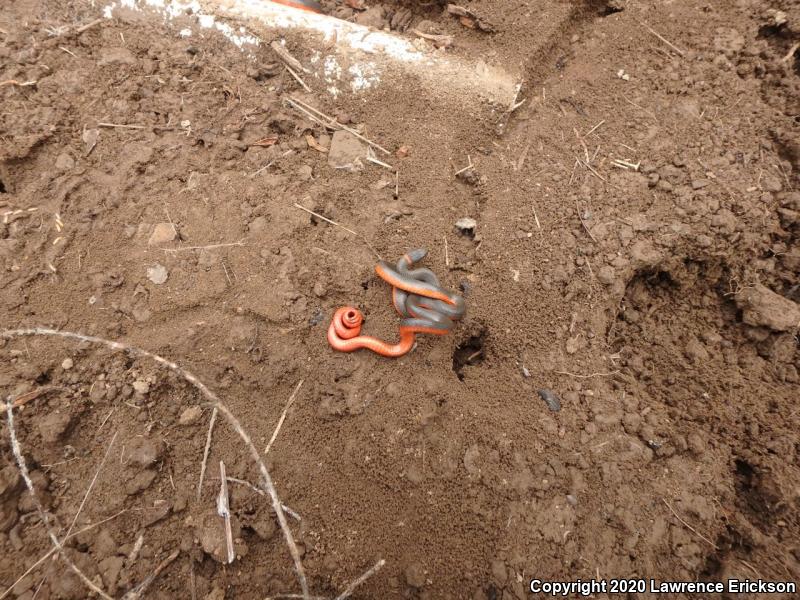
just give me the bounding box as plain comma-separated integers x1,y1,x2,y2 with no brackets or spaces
327,264,457,358
268,0,322,13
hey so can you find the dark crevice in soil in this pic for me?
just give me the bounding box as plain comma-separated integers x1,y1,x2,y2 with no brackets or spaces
0,179,6,193
733,458,784,531
700,524,755,580
452,331,486,380
587,0,624,17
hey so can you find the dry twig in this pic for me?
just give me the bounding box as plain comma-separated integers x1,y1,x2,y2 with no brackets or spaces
1,328,311,599
197,406,218,500
576,202,597,243
265,380,304,455
293,203,382,260
0,387,61,414
0,79,37,88
555,369,620,379
64,430,118,538
286,96,391,155
121,549,180,600
164,240,246,253
270,40,307,73
285,65,311,92
663,498,717,548
638,21,686,56
217,461,235,564
334,560,387,600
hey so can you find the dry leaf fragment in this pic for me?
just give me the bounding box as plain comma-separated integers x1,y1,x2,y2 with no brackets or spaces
82,127,99,155
251,135,279,147
306,134,328,153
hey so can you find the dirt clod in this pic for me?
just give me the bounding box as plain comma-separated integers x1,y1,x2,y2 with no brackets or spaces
736,284,800,331
148,223,178,246
37,411,72,444
328,130,366,172
179,406,203,426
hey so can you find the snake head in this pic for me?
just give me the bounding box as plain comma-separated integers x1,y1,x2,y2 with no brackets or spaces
400,248,428,268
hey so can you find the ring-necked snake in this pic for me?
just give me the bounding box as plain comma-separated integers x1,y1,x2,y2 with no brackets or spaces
268,0,323,13
328,249,466,357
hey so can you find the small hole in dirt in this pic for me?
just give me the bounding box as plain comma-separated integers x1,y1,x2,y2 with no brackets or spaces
452,331,486,381
756,24,788,40
587,0,624,17
735,459,755,488
0,179,6,193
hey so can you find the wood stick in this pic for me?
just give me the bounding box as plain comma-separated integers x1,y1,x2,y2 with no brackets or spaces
2,328,311,599
0,80,37,88
164,240,246,253
576,201,597,243
270,40,307,73
555,369,620,379
264,380,304,455
76,18,103,34
585,120,605,137
284,65,311,92
366,147,395,172
287,96,391,155
781,41,799,63
64,430,118,539
579,158,606,182
293,203,381,260
454,156,474,176
197,406,218,500
97,122,145,129
663,498,717,548
639,21,686,57
217,461,235,564
0,387,61,414
294,203,358,236
122,549,180,600
334,559,386,600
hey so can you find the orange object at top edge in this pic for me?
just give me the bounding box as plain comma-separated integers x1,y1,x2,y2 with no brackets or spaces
268,0,323,13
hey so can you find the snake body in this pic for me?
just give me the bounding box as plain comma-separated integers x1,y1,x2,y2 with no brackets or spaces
328,249,466,357
269,0,323,13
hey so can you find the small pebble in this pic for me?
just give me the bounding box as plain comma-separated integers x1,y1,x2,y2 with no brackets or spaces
147,264,169,285
179,406,203,426
566,494,578,506
522,366,531,378
61,358,74,370
455,217,477,237
132,380,150,395
537,389,561,412
148,222,177,246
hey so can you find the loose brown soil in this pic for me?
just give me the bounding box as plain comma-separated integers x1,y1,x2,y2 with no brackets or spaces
1,1,799,599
